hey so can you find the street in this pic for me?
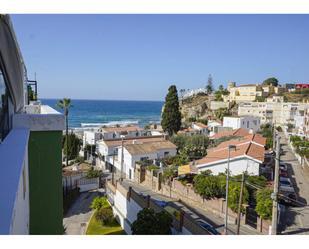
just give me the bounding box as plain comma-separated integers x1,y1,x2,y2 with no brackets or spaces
63,191,100,235
279,134,309,235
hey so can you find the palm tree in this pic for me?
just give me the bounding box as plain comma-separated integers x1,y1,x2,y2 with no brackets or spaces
57,98,72,167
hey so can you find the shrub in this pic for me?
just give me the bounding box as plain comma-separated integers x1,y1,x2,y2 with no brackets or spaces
86,169,101,179
193,174,225,199
75,156,85,163
228,181,249,213
131,208,172,235
90,197,109,210
147,165,160,171
255,188,273,220
95,207,114,225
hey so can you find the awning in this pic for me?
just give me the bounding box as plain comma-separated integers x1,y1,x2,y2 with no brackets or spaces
178,164,198,176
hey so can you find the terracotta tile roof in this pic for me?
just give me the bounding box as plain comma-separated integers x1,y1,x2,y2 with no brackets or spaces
100,125,143,133
196,141,265,166
210,128,251,139
100,135,165,147
124,141,177,155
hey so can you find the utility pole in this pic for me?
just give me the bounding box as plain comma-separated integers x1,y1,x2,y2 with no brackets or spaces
271,135,280,235
224,144,236,235
120,135,125,182
236,172,245,235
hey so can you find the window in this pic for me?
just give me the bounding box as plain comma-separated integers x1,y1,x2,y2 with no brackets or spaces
164,151,169,157
0,66,9,142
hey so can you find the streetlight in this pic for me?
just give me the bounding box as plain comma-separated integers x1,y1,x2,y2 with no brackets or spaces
224,144,236,235
120,135,125,182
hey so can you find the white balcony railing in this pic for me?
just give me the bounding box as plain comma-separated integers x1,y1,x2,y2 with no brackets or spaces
0,128,30,234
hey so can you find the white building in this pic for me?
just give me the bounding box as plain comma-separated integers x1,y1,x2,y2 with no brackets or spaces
207,120,223,137
191,122,208,135
238,101,308,125
83,130,103,147
194,134,266,176
98,125,147,140
96,135,166,169
116,140,177,180
223,116,260,132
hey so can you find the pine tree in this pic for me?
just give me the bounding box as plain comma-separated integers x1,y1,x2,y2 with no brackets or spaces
206,74,213,94
161,85,182,136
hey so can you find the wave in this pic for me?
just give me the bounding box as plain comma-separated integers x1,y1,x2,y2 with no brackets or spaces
80,120,139,128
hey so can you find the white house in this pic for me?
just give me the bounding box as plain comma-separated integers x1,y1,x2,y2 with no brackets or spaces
194,134,266,176
223,116,260,132
83,130,103,147
96,135,166,169
191,122,208,135
207,120,223,137
116,140,177,180
98,125,147,140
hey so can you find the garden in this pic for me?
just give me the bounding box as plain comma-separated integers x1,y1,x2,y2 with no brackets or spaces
86,196,126,235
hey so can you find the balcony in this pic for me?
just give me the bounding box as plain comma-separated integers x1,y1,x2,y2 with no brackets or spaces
0,103,65,234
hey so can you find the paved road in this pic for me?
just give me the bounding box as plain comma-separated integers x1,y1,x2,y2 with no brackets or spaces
279,134,309,235
63,191,100,235
122,180,260,235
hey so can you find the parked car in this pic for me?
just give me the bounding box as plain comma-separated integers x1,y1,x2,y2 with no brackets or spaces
196,219,220,235
279,169,288,177
280,163,288,172
280,177,292,187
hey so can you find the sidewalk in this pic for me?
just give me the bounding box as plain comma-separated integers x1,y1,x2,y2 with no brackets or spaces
122,179,261,235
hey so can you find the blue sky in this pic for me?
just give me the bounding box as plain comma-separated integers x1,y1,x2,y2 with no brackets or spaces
11,14,309,101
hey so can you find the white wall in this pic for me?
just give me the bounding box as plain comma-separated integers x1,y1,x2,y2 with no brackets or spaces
197,157,260,176
10,154,30,234
223,116,260,132
112,188,142,234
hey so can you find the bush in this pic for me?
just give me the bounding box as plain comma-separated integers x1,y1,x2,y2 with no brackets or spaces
228,181,249,213
95,207,114,225
170,134,209,161
255,188,273,220
131,208,172,235
90,197,110,210
147,165,160,171
193,174,225,199
75,156,85,163
86,169,101,179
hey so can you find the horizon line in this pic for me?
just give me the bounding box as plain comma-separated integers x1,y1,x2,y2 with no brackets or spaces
40,97,164,102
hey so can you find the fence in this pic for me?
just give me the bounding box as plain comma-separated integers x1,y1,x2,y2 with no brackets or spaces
105,180,210,235
136,168,270,234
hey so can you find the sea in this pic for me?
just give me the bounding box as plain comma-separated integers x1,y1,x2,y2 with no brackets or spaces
41,99,164,129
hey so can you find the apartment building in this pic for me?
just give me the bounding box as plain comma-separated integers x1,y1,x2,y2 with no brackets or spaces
98,125,147,140
223,82,264,102
223,82,287,103
0,15,64,234
238,101,307,125
223,116,260,132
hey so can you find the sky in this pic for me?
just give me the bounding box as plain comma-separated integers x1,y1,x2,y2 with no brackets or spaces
11,14,309,101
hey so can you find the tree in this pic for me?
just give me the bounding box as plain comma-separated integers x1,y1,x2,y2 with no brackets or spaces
57,98,72,166
255,188,273,220
161,85,182,136
262,77,279,87
131,208,172,235
206,74,213,94
170,134,209,161
63,132,81,160
193,174,225,199
90,197,110,210
27,85,36,101
214,107,230,121
95,207,114,225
